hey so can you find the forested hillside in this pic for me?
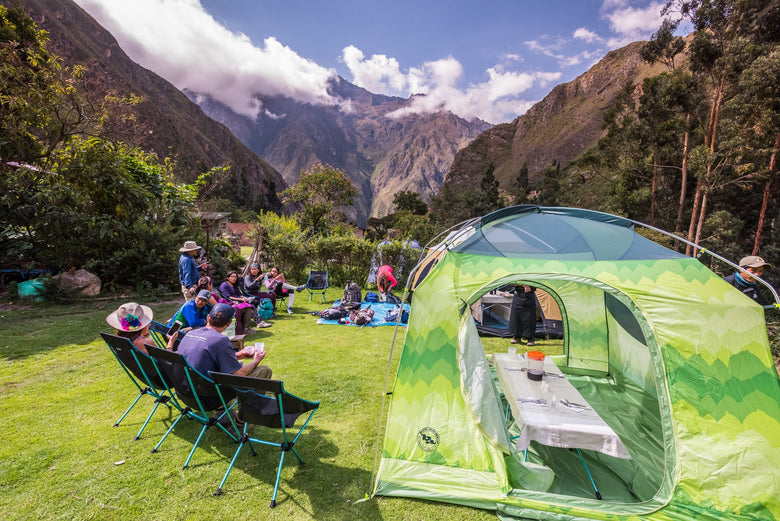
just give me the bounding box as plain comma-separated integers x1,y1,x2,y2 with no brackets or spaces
432,0,779,287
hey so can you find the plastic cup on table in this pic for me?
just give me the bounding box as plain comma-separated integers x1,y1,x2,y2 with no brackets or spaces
526,351,545,381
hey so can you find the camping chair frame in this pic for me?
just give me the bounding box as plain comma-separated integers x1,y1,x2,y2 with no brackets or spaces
100,332,179,440
148,320,185,351
305,270,328,303
210,371,320,507
145,345,239,469
274,289,289,311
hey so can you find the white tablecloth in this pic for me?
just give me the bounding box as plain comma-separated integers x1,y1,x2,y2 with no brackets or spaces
493,353,630,459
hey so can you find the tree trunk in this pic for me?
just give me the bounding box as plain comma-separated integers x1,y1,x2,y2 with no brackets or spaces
650,145,658,226
675,115,691,251
694,191,708,246
686,182,702,256
691,81,724,253
752,132,780,254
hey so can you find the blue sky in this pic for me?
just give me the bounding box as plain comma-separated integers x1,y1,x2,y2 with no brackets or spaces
74,0,671,124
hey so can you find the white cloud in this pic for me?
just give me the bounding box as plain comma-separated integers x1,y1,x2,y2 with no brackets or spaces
573,28,602,43
72,0,667,127
73,0,337,119
341,48,560,123
341,46,406,93
524,40,565,61
603,1,665,47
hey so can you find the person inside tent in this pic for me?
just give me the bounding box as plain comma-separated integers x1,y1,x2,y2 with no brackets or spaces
509,284,537,346
377,264,399,303
723,255,772,303
107,302,177,354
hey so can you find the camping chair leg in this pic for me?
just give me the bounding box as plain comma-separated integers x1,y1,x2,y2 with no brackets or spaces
270,451,286,508
114,388,150,427
182,423,209,469
134,398,164,440
215,439,249,495
151,413,185,453
576,448,602,500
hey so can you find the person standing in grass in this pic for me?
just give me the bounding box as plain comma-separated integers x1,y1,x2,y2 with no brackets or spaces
509,284,537,346
377,264,398,301
178,240,208,301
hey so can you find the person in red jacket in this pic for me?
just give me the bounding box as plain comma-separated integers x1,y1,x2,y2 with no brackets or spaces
377,264,398,301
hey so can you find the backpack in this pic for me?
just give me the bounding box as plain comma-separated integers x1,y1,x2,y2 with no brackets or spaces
342,281,362,309
383,292,402,305
349,306,375,326
384,305,409,324
365,291,379,303
257,298,275,320
318,307,347,320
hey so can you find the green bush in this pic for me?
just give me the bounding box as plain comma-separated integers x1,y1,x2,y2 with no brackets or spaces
311,234,375,286
255,212,309,281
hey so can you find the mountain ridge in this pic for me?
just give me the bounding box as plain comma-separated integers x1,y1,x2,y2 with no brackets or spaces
187,77,491,223
446,41,670,190
17,0,287,211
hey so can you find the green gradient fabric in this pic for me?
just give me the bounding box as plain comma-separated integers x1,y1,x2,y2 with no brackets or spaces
374,206,780,520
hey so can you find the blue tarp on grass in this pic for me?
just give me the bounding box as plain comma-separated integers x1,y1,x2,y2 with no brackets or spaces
315,301,411,327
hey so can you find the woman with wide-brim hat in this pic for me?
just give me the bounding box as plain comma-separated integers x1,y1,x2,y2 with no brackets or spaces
106,302,176,354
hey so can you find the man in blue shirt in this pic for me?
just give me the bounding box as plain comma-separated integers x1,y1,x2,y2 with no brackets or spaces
723,255,772,303
177,303,271,379
179,240,209,301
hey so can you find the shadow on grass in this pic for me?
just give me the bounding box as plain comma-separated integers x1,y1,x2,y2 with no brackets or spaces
151,420,382,518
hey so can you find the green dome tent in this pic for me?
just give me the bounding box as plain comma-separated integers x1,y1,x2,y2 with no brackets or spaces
373,206,780,520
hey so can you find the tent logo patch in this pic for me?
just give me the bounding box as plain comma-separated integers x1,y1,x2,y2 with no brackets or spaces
417,427,440,452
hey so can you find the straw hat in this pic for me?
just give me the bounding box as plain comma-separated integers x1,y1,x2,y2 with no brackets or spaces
106,302,153,331
179,240,199,253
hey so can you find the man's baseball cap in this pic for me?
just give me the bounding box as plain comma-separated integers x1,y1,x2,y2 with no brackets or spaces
739,256,772,269
209,303,235,321
196,289,212,300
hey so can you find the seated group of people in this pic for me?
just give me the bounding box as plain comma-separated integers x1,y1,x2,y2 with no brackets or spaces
107,301,272,386
168,264,306,336
107,263,305,357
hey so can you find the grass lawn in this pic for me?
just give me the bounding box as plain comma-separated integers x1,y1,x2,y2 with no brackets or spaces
1,289,525,521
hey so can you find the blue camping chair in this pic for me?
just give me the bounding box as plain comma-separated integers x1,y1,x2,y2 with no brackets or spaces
210,371,319,507
305,270,328,303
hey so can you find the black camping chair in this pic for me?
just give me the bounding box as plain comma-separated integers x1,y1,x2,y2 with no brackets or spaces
145,345,239,469
100,332,180,440
210,372,320,507
305,270,328,303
